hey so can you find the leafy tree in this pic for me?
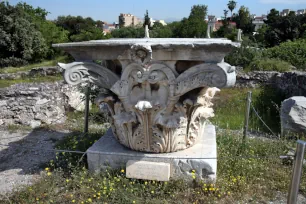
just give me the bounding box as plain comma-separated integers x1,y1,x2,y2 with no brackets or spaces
189,5,208,20
70,27,111,42
227,0,237,19
264,9,305,47
16,3,68,58
111,27,145,38
55,15,97,40
175,5,208,38
232,6,255,35
151,23,173,38
0,2,48,67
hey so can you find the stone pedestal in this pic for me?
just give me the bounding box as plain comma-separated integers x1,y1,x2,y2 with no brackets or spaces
87,124,217,181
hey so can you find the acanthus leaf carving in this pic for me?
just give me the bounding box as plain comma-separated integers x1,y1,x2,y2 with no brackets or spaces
76,60,234,153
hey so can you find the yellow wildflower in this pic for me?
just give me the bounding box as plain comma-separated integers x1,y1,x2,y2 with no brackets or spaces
218,194,221,198
144,181,148,185
45,167,49,171
132,201,136,204
227,191,231,195
47,172,52,176
151,191,154,194
66,179,70,183
88,198,92,202
36,198,39,201
97,192,101,196
121,169,125,173
72,200,75,203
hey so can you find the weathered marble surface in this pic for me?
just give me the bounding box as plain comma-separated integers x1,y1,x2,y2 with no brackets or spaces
281,96,306,135
126,160,170,181
87,124,217,181
55,38,237,153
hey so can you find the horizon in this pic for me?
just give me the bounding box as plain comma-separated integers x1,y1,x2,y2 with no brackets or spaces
7,0,306,23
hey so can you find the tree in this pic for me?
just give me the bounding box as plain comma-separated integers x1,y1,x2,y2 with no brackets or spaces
189,5,208,20
227,0,237,19
70,27,111,42
174,5,208,38
232,6,255,35
0,2,48,67
143,10,151,28
55,15,97,40
16,3,68,58
263,8,304,47
111,27,145,38
151,23,173,38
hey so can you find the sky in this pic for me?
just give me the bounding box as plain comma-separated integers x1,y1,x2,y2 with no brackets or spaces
7,0,306,23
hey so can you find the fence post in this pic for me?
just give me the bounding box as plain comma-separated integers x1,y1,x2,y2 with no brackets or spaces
243,91,252,140
84,85,90,134
288,140,306,204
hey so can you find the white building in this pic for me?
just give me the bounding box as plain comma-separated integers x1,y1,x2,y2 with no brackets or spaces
252,15,267,31
296,9,306,15
149,18,167,27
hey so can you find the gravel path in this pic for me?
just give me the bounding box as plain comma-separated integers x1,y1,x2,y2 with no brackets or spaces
0,128,69,195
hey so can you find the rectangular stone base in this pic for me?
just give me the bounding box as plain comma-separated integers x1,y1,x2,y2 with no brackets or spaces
87,125,217,181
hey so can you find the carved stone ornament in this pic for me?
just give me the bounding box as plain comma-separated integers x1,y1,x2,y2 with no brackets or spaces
55,39,237,153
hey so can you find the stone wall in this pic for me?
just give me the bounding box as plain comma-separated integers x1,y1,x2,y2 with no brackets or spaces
0,66,60,80
0,82,85,128
236,71,306,97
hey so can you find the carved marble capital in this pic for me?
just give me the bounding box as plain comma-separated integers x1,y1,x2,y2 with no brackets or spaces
59,59,235,153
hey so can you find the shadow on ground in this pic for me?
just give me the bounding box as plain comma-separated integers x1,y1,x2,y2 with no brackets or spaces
0,127,78,194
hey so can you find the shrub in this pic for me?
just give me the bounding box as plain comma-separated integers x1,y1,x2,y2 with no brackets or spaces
247,58,291,72
263,39,306,70
224,45,261,68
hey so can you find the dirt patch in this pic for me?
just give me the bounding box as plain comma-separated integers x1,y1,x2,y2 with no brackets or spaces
0,128,69,195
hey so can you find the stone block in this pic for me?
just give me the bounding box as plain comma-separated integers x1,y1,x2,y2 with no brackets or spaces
87,124,217,181
126,160,170,181
281,96,306,135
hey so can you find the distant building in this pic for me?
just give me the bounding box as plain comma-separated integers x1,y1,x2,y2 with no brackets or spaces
296,9,306,15
252,15,267,31
280,9,291,16
149,18,167,27
119,13,143,27
103,22,119,34
206,15,236,32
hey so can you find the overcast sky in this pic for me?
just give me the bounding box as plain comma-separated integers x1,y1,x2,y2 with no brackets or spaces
8,0,306,23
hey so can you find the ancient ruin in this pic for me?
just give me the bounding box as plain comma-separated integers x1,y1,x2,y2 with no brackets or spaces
54,38,237,153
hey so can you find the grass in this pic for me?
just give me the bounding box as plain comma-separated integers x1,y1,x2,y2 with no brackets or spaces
0,56,70,74
212,88,261,131
0,131,303,203
0,87,303,203
0,75,63,88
